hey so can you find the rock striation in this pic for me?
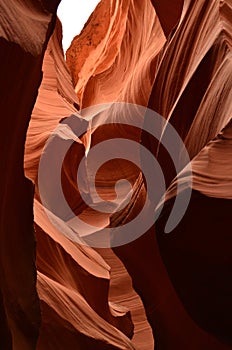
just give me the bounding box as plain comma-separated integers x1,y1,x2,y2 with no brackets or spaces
0,0,231,349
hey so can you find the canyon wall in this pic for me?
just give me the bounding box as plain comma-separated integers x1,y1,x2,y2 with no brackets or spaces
0,0,231,349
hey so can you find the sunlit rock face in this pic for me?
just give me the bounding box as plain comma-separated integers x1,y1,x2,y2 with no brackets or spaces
0,0,232,350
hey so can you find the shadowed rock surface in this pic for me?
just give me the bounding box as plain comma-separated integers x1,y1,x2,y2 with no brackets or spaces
0,0,231,349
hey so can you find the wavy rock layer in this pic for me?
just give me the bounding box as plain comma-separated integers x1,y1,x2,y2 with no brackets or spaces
0,0,231,349
113,0,232,349
25,19,141,350
66,0,165,108
66,0,232,348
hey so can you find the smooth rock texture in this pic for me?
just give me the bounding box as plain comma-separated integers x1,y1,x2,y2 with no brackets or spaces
0,0,231,349
0,1,60,349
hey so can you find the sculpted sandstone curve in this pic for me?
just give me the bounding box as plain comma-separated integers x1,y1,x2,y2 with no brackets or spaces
0,0,231,349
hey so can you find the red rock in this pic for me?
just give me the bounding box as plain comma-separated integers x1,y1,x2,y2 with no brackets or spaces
0,0,231,349
0,1,60,348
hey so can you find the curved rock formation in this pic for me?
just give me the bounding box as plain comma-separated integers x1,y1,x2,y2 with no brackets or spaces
0,0,231,349
0,1,60,349
113,0,232,349
25,18,140,350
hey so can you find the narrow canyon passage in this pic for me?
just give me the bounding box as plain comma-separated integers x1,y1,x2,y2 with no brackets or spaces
0,0,231,349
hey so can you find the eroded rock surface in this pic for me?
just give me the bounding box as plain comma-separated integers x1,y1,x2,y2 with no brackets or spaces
0,0,231,349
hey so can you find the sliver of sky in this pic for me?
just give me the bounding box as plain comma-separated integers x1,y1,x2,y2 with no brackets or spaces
57,0,101,53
